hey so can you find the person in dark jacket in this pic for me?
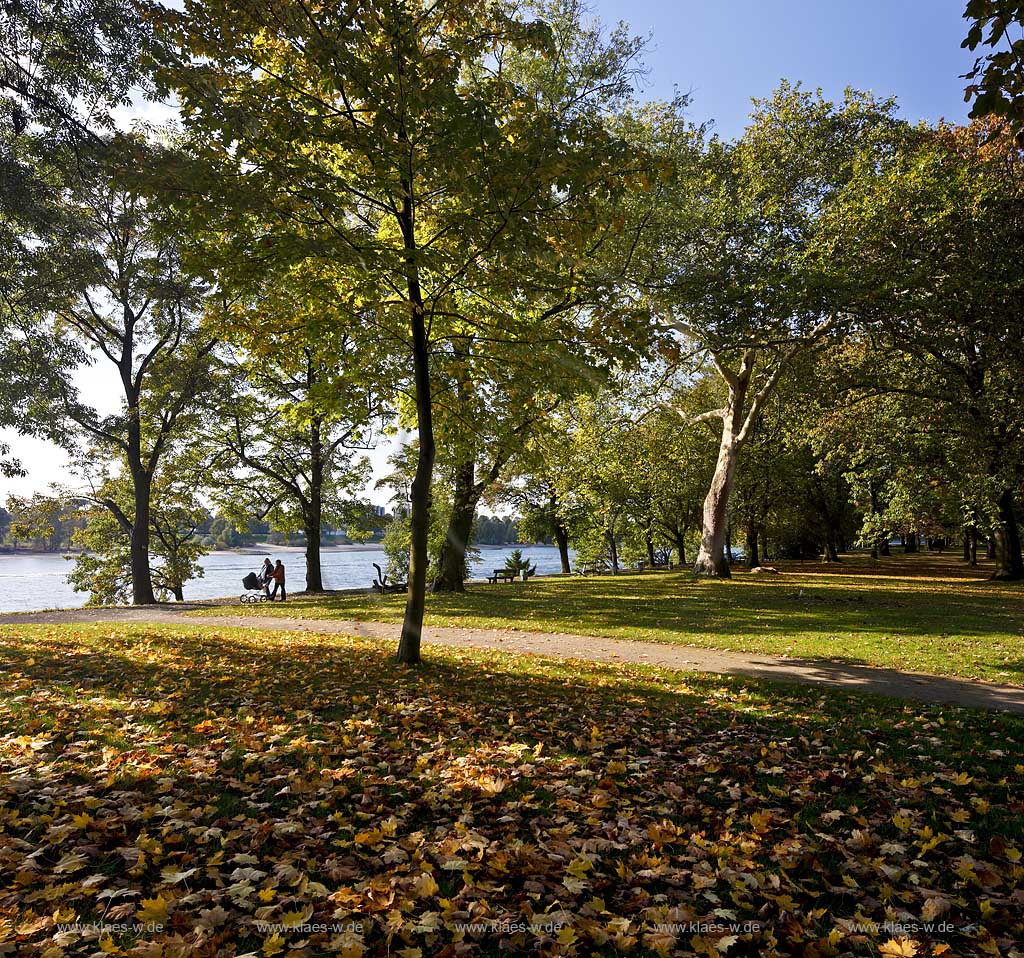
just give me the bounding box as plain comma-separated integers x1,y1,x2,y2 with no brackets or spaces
270,560,286,601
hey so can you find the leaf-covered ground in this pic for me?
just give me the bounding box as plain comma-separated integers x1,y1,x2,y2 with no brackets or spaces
0,623,1021,957
190,555,1024,684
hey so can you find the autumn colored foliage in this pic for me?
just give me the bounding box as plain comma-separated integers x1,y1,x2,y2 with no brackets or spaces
0,624,1020,957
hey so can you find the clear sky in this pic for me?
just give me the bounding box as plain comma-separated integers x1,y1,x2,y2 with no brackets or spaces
0,0,978,504
596,0,976,138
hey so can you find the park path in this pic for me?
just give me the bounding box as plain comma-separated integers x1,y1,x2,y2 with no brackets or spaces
2,606,1024,714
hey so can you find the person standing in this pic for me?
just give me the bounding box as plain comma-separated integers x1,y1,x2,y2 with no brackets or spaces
259,557,274,597
270,559,286,601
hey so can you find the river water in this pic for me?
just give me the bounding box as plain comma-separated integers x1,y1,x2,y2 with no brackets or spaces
0,544,570,614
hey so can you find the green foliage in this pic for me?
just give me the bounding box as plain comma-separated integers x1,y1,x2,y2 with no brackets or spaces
962,1,1024,139
816,121,1024,571
381,514,412,585
66,462,209,605
3,494,85,551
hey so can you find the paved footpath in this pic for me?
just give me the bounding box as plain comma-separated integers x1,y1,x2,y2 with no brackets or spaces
3,606,1024,714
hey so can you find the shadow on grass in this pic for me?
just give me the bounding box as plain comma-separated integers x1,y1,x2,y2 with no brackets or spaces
261,556,1024,644
2,623,1023,957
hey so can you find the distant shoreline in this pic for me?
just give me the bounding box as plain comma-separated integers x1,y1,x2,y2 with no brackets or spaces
1,542,546,559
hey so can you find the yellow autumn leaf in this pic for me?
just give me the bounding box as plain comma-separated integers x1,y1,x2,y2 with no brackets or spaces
920,896,949,921
412,872,439,898
135,895,170,923
566,856,592,879
749,811,772,834
262,932,286,956
279,906,313,929
555,926,577,946
879,938,919,957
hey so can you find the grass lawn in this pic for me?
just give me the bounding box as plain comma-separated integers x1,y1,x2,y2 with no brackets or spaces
0,622,1020,957
191,554,1024,685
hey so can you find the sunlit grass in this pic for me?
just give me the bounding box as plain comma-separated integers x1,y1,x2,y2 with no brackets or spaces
190,553,1024,684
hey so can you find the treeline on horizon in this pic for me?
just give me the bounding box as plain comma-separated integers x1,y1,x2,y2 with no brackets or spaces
0,502,521,553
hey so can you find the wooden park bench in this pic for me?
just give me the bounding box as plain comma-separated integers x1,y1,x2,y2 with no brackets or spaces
486,569,518,584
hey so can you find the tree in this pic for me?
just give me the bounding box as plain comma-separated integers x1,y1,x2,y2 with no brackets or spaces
505,471,574,573
5,493,83,551
828,121,1024,579
643,84,903,576
65,457,209,604
157,0,650,661
2,0,162,476
203,288,383,593
10,153,216,603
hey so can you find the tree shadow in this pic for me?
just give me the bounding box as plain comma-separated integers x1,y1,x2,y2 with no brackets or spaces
1,624,1022,956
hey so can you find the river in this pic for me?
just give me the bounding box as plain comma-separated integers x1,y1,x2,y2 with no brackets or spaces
0,544,571,614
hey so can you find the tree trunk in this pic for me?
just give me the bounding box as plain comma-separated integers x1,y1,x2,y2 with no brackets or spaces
904,533,918,554
694,361,752,578
991,487,1024,580
128,465,156,605
673,527,687,567
694,429,741,578
962,526,977,565
646,534,656,568
744,519,760,569
607,530,619,574
303,416,326,593
396,188,434,665
303,513,324,593
553,519,571,574
822,535,840,562
433,457,477,593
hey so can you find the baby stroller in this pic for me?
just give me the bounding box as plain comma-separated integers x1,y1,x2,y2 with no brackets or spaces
240,571,269,604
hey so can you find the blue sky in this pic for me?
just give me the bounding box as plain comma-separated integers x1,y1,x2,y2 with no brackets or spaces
0,1,980,502
594,0,976,139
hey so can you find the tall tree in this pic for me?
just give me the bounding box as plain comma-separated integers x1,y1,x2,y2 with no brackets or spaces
823,121,1024,578
205,330,381,593
644,84,902,576
11,154,215,603
157,0,649,661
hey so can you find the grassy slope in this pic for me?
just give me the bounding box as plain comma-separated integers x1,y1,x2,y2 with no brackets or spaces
192,554,1024,685
0,621,1021,957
